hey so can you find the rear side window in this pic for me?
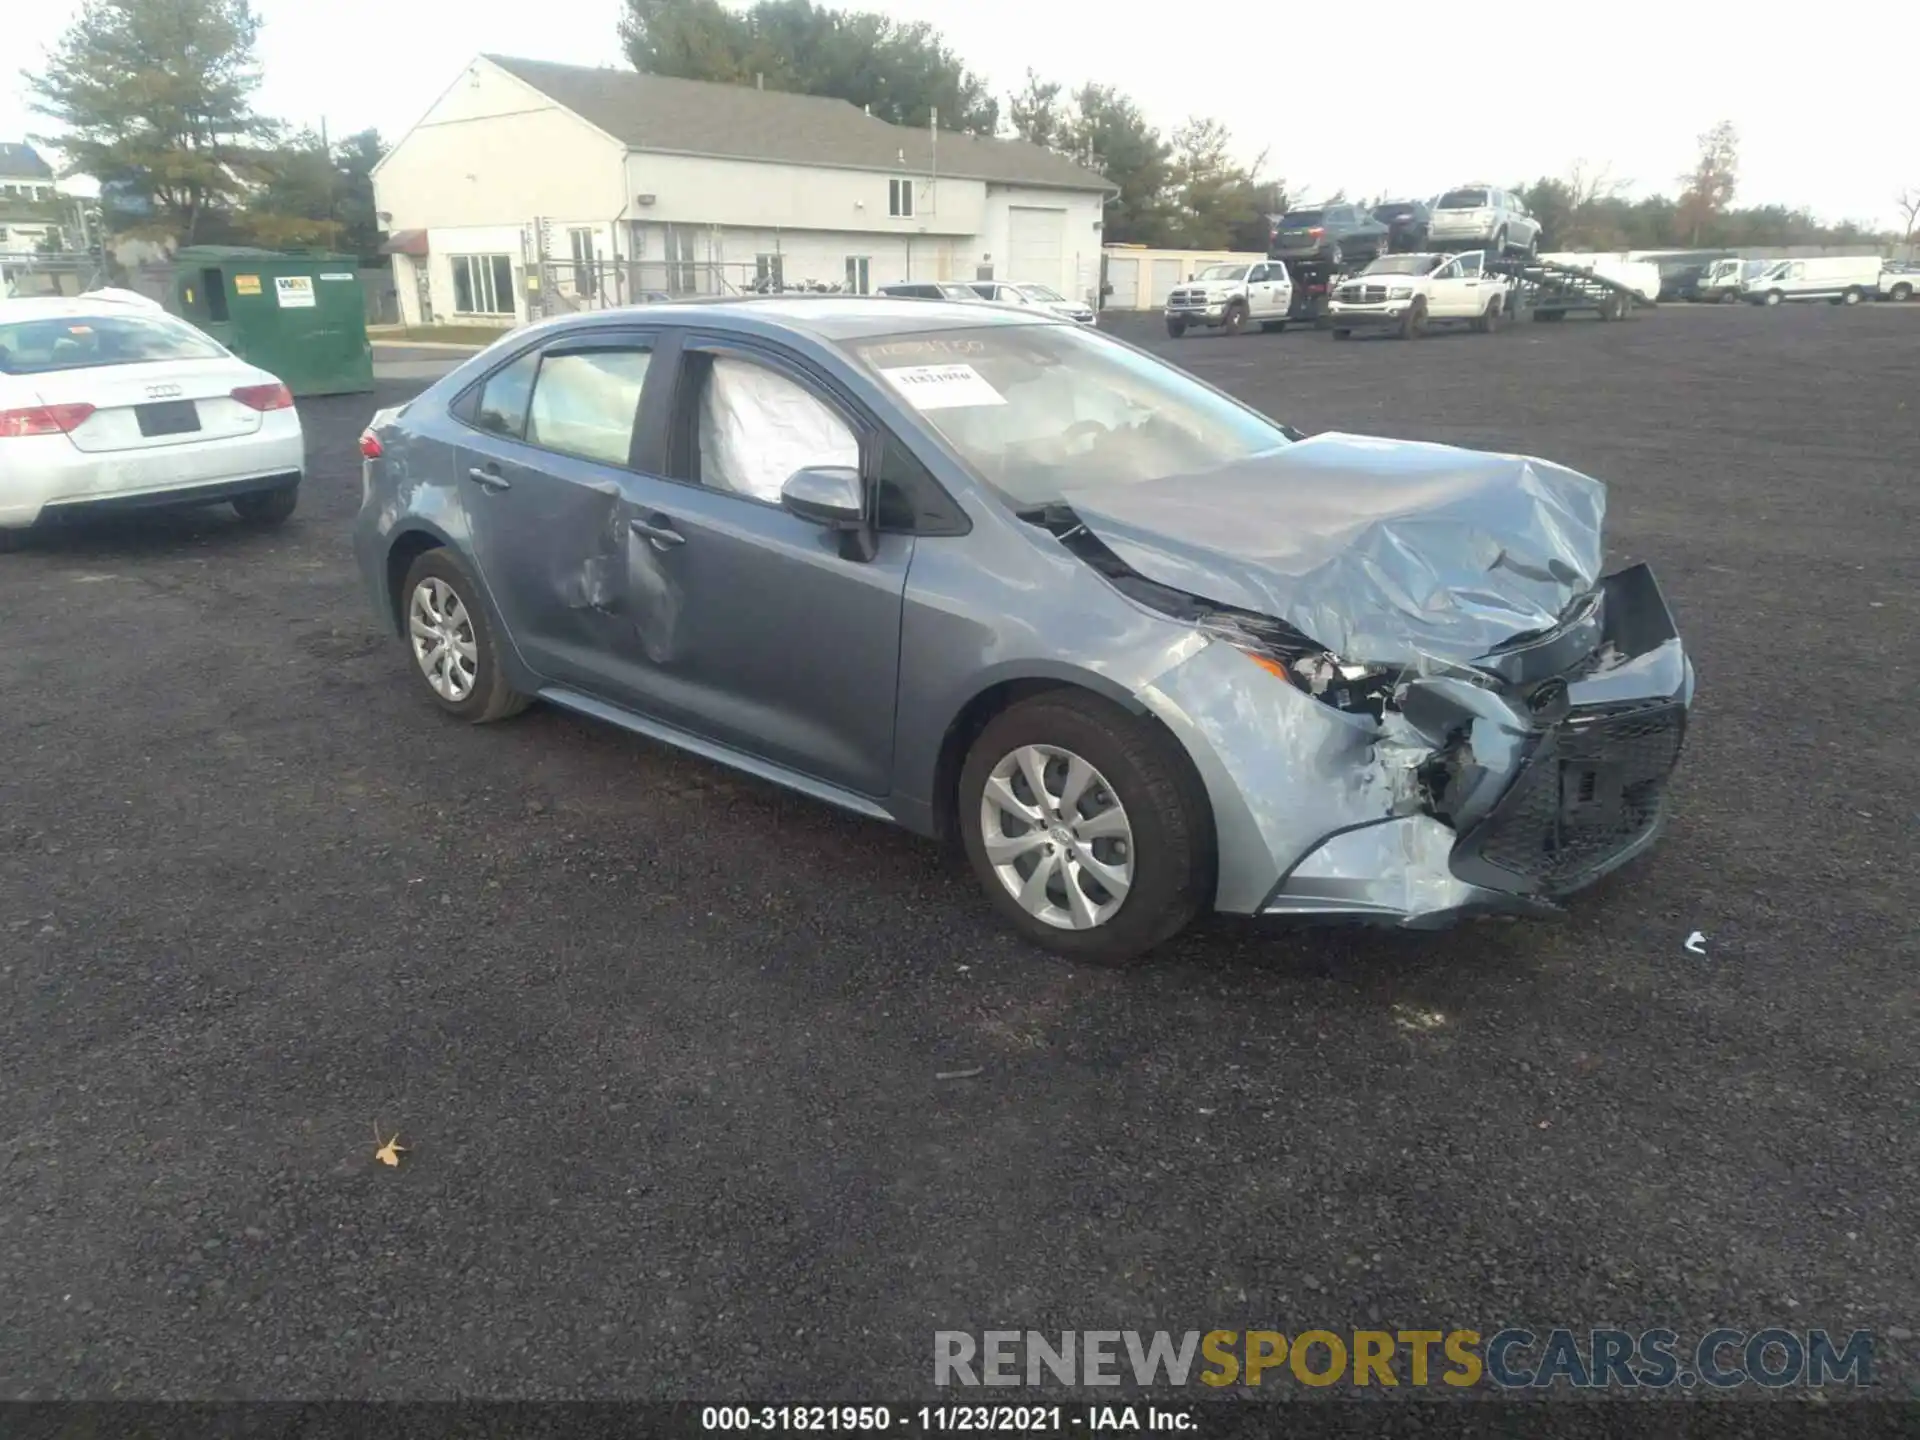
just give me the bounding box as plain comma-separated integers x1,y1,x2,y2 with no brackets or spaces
525,348,653,466
1438,189,1489,209
473,350,540,438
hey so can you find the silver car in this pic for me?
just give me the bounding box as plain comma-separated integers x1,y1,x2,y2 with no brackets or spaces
353,298,1693,964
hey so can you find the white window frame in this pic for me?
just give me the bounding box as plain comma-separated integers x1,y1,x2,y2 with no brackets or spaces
755,253,784,290
450,254,516,316
845,256,871,294
889,178,914,218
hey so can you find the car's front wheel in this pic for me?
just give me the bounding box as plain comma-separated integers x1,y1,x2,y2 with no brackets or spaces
959,691,1212,965
399,548,530,723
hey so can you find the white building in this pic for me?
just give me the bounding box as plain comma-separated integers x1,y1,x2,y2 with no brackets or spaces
372,55,1115,328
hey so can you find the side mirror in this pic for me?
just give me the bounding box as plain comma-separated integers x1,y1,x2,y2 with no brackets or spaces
780,465,866,530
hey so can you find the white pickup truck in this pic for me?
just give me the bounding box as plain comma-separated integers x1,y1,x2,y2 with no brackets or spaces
1163,261,1294,336
1326,251,1513,339
1879,263,1916,302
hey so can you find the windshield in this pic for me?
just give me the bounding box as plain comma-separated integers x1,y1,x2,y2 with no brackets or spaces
849,323,1292,508
0,310,225,376
1018,284,1067,302
1193,264,1249,281
1437,189,1489,209
1363,255,1443,276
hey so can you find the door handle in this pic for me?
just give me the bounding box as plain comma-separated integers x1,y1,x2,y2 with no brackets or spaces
629,516,685,548
466,466,511,492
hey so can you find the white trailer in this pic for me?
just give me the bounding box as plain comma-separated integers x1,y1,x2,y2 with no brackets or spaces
1742,256,1883,306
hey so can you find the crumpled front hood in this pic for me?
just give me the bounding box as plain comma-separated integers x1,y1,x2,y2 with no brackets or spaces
1058,432,1607,664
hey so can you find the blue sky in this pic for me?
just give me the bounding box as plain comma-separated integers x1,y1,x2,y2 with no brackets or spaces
6,0,1910,231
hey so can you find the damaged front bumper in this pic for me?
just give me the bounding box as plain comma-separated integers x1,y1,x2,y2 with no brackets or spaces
1140,563,1694,926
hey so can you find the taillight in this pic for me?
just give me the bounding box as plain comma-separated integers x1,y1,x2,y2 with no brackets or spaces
0,403,96,438
230,382,294,411
1310,227,1326,236
358,429,383,459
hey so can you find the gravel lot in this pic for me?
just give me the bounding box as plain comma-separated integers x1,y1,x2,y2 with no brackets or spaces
3,302,1916,1401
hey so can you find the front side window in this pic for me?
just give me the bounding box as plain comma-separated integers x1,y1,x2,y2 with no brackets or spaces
0,311,225,375
850,323,1292,508
524,347,653,465
451,254,515,315
695,356,860,503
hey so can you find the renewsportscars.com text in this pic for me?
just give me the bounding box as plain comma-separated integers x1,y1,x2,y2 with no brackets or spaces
934,1328,1874,1391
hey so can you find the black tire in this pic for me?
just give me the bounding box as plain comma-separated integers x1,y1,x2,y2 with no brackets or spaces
1892,282,1914,302
232,484,298,527
1841,287,1863,306
958,690,1213,966
1221,301,1250,336
1491,227,1508,257
1331,327,1352,340
1524,231,1539,259
1258,320,1287,333
397,547,531,724
1473,295,1505,334
1720,289,1740,304
1396,298,1428,339
1165,317,1187,337
1763,290,1783,307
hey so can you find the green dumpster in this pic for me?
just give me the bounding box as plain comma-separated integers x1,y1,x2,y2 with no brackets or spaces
169,246,375,397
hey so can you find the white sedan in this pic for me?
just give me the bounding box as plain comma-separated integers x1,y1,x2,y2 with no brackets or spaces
966,280,1096,324
0,296,305,547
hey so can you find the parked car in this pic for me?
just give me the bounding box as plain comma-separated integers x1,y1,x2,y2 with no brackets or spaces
1270,205,1390,266
1327,252,1514,339
966,281,1094,323
353,297,1695,964
1878,262,1916,302
1742,256,1882,306
1693,257,1770,303
1371,200,1432,253
1163,261,1294,337
879,282,984,302
0,295,303,549
1428,186,1543,257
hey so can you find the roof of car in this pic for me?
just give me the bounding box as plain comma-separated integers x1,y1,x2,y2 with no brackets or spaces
535,295,1058,343
0,293,172,321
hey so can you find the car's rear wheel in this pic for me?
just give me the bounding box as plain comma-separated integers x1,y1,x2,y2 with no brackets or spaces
959,691,1212,965
1892,282,1914,302
1397,298,1428,339
399,548,530,724
1473,295,1505,333
1222,301,1250,336
1491,227,1508,258
233,484,299,527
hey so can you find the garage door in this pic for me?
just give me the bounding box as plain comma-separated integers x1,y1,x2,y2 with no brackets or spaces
1149,258,1182,306
1008,206,1066,290
1106,257,1140,309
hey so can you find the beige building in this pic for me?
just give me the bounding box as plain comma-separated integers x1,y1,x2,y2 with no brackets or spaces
373,56,1115,327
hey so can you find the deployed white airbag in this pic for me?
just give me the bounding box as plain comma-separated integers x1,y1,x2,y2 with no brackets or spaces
699,358,860,501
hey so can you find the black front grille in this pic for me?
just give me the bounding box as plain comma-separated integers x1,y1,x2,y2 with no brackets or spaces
1459,702,1685,894
1336,284,1389,303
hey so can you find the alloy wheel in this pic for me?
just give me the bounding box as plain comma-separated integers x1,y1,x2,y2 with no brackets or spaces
979,744,1134,930
409,577,479,702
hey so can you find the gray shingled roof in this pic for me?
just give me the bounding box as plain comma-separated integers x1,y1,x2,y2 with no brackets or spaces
484,55,1113,194
0,143,55,180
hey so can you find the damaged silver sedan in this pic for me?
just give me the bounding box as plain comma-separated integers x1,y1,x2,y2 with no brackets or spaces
353,298,1693,964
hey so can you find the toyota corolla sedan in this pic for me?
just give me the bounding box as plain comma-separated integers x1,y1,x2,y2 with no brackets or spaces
353,297,1693,964
0,296,303,546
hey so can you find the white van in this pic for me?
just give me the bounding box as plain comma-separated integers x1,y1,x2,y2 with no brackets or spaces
1743,257,1883,306
1695,258,1769,302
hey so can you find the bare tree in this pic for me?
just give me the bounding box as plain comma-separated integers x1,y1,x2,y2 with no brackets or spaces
1566,158,1626,209
1677,121,1739,245
1897,188,1920,253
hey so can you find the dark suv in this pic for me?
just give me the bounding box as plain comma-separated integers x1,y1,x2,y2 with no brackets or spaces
1371,200,1432,253
1270,205,1390,266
